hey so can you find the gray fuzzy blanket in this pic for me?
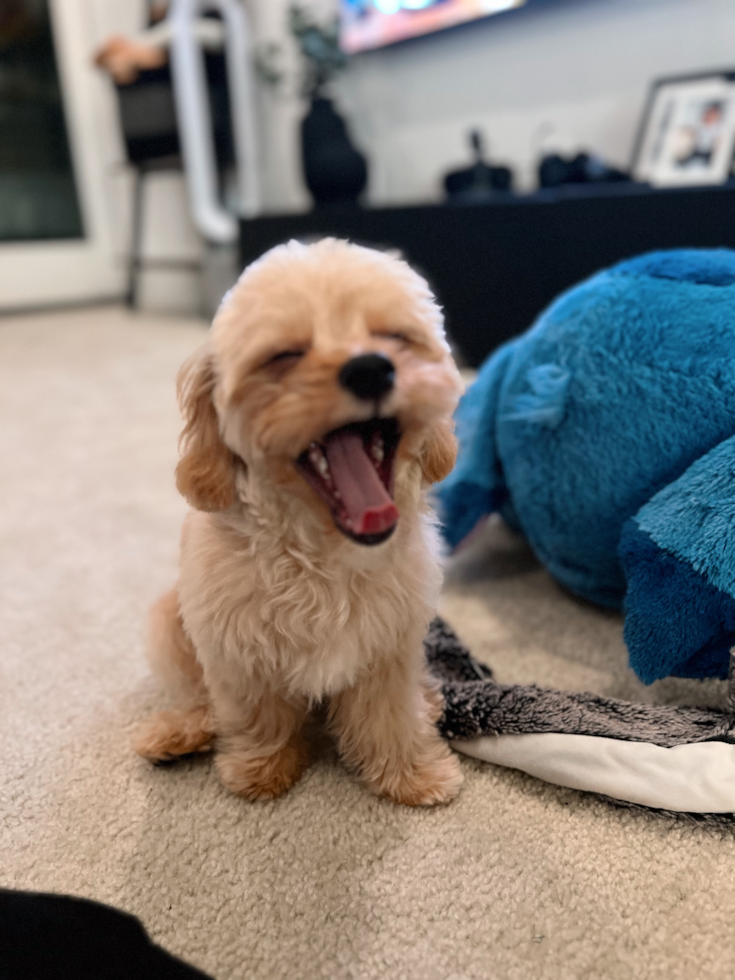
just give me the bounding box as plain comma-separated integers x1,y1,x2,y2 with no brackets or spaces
426,619,735,749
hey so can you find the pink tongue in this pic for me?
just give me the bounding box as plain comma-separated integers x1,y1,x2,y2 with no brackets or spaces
324,431,398,536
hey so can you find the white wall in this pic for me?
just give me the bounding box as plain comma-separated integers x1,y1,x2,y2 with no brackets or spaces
252,0,735,209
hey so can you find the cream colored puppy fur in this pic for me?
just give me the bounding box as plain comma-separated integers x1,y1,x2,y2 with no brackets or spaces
133,239,464,805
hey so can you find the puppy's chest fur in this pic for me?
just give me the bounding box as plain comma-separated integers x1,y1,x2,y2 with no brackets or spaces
178,510,443,700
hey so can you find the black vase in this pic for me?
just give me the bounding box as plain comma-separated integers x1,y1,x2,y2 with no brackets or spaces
300,97,368,209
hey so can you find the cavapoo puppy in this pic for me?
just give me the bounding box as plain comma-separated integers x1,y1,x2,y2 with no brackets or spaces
133,238,464,805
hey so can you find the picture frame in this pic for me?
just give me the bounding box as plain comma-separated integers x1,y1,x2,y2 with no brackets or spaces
631,70,735,188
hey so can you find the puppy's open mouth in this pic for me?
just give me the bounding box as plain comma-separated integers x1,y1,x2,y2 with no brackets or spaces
296,418,400,546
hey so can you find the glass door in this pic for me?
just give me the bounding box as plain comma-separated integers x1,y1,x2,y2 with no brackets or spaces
0,0,83,241
0,0,124,309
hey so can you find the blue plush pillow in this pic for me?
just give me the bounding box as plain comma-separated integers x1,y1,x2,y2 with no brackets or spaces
439,250,735,682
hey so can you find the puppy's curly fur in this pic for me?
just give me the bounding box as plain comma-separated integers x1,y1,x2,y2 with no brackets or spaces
133,239,464,805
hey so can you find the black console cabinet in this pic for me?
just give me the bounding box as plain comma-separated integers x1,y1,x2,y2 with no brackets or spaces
240,184,735,367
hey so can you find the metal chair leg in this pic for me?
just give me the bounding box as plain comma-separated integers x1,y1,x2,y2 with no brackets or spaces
127,165,145,309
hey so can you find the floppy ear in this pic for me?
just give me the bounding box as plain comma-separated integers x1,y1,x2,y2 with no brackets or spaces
175,345,236,511
419,419,458,485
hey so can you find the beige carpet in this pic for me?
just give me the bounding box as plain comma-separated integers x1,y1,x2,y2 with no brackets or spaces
3,306,735,980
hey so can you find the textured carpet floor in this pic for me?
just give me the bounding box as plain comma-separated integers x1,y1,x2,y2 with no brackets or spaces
3,306,735,980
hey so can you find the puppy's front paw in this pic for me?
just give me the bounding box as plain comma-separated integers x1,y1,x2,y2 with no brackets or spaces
215,738,309,801
132,706,214,763
374,745,464,807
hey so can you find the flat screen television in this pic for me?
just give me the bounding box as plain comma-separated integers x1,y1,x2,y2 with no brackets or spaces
340,0,529,54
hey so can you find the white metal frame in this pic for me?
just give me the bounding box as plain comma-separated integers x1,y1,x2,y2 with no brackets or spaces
169,0,261,244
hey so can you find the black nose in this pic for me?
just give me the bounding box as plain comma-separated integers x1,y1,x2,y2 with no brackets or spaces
338,353,395,401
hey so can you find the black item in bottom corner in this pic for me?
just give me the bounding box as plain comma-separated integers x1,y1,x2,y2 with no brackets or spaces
0,890,213,980
301,97,368,209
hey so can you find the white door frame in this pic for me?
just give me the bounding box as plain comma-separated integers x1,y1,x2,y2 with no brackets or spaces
0,0,127,310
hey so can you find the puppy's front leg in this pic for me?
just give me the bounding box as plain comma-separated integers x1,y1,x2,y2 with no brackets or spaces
210,681,310,801
330,650,463,806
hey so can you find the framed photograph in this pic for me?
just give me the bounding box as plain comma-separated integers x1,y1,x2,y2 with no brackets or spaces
632,70,735,187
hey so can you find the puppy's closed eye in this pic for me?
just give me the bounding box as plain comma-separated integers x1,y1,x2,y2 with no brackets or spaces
371,330,410,345
371,330,432,355
263,349,308,375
